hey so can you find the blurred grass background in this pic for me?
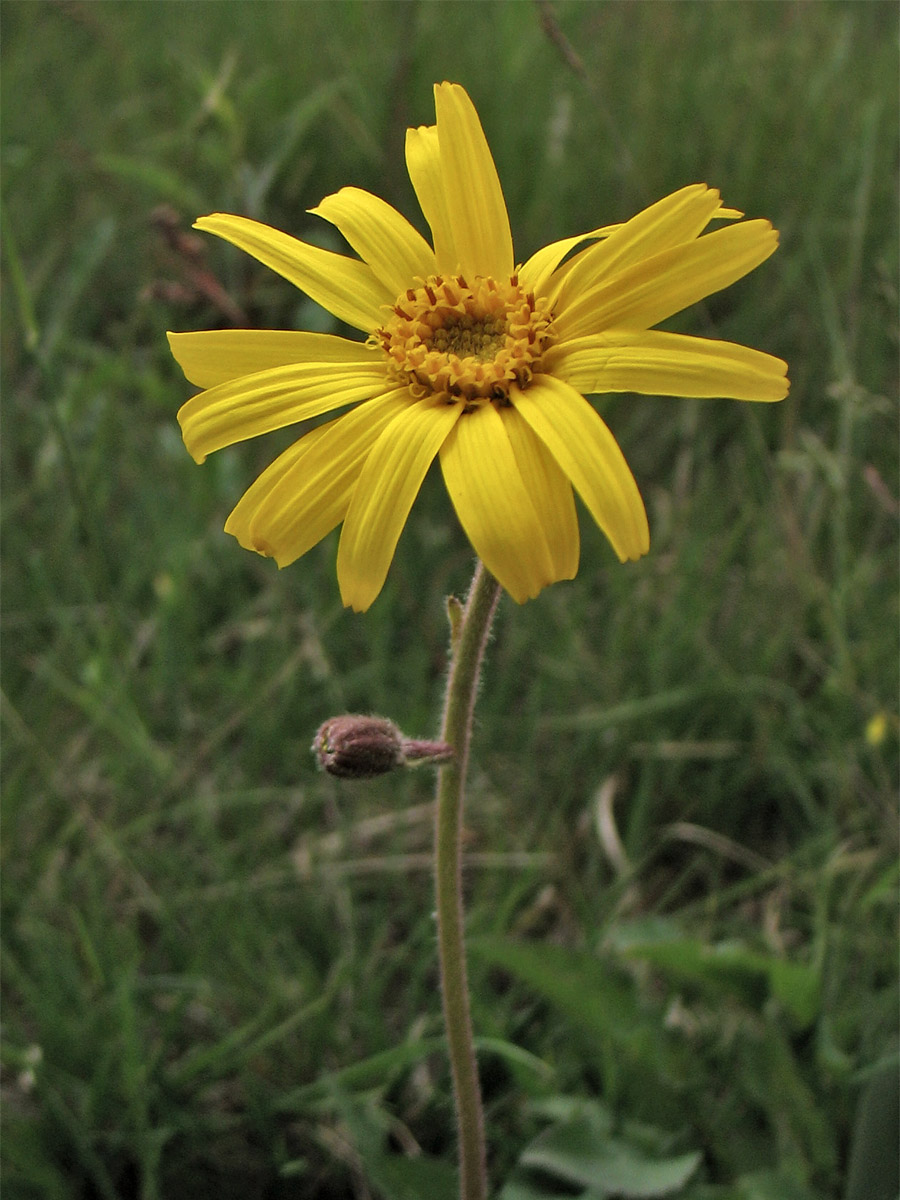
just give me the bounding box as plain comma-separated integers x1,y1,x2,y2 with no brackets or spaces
2,2,897,1198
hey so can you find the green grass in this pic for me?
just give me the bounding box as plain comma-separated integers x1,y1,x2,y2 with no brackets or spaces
2,2,897,1198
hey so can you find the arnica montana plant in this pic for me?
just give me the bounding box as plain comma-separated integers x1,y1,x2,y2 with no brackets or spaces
168,81,788,614
169,82,788,1200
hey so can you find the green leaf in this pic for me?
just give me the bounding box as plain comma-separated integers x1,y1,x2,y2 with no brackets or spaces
734,1169,820,1200
274,1037,445,1111
612,924,820,1029
845,1065,900,1200
520,1110,701,1197
474,1035,554,1082
331,1092,459,1200
765,958,820,1029
93,152,207,213
41,216,117,364
1,199,39,352
367,1152,459,1200
471,938,685,1080
245,79,346,212
499,1173,567,1200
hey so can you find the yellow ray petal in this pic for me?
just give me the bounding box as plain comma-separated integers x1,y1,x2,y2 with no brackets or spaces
224,433,311,549
553,220,779,340
225,389,412,566
405,123,456,275
309,187,436,296
518,224,621,297
177,361,389,462
547,330,790,401
167,329,377,389
195,213,391,333
433,82,514,281
337,397,462,611
498,404,579,580
548,184,724,308
511,377,648,562
439,404,557,603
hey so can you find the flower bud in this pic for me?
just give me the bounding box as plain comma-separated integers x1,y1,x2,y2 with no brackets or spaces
313,715,455,779
313,716,405,779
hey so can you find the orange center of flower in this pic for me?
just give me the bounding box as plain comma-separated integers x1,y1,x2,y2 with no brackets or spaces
375,274,553,406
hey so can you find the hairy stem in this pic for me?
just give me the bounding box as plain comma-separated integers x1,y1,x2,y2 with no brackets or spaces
435,561,502,1200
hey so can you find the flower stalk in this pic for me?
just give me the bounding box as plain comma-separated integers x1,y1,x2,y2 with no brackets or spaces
434,560,502,1200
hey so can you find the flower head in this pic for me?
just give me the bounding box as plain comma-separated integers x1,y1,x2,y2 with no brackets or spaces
169,82,788,611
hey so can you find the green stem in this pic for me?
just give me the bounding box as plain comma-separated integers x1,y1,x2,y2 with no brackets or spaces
435,561,502,1200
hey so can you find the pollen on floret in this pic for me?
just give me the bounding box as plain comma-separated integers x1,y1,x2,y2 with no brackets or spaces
376,273,554,406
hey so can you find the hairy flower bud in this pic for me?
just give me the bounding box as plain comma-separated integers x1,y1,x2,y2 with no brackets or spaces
313,716,405,779
313,715,454,779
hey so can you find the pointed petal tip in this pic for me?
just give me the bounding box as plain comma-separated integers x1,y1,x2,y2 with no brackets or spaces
193,213,228,231
617,536,650,564
624,516,651,561
166,331,188,378
231,526,286,567
223,512,268,556
762,355,790,401
176,408,208,463
338,579,375,613
306,187,351,218
166,330,190,373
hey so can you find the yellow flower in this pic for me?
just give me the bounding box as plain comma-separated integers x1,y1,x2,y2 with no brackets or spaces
864,712,889,747
169,82,788,612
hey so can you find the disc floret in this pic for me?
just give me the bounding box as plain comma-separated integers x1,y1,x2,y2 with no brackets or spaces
376,273,554,406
